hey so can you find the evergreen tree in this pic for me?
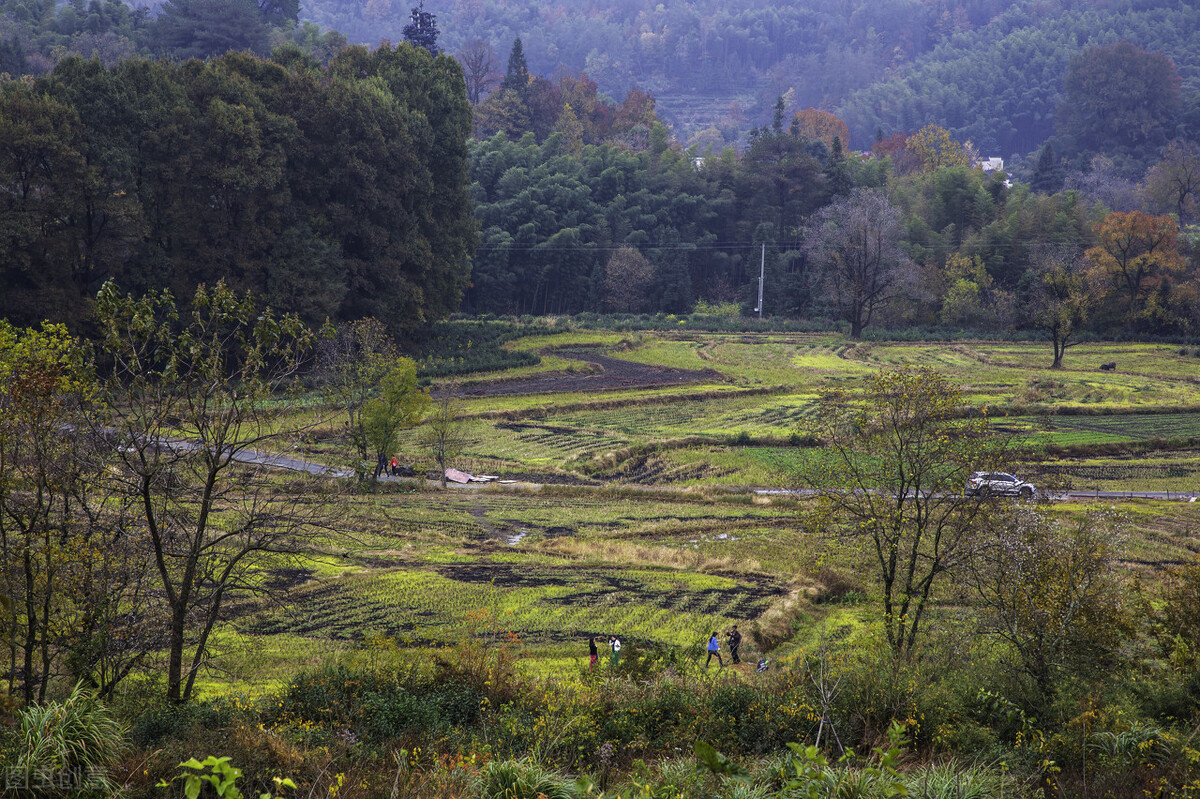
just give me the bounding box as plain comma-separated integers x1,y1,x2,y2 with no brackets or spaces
152,0,271,59
1030,142,1063,194
402,0,439,56
501,37,529,94
826,135,852,197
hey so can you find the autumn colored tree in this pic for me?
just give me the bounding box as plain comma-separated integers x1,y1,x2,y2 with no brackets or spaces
1086,211,1185,330
904,124,970,174
612,88,658,141
790,108,850,150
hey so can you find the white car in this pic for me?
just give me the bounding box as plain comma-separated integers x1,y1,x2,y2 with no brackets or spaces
966,471,1035,498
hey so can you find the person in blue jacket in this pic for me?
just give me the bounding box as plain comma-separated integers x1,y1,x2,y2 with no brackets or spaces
705,632,723,668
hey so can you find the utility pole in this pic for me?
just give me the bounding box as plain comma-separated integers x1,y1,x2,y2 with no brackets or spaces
755,243,765,319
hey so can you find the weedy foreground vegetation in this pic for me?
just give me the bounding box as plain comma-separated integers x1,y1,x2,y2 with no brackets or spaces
8,315,1200,798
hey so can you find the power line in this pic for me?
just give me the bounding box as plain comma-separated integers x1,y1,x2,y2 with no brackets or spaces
472,240,1087,253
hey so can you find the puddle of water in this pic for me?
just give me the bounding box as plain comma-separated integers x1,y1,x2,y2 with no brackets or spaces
507,528,528,546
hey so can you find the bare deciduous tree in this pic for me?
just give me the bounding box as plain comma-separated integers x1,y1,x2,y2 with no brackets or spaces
804,188,911,339
1143,140,1200,224
316,318,399,480
603,247,654,313
458,38,497,106
421,388,470,488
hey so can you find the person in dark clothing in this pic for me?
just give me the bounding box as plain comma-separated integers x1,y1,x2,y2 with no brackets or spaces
728,625,742,664
705,632,723,668
589,636,598,668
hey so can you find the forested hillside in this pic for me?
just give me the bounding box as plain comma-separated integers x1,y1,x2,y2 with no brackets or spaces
838,2,1200,160
299,0,1200,157
5,0,1200,160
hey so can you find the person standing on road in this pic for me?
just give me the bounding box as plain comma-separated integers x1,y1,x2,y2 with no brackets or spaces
589,636,598,668
609,635,621,666
390,455,399,476
705,632,723,668
728,625,742,664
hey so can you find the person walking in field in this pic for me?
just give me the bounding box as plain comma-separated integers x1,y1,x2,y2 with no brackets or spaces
705,632,723,668
589,636,598,668
728,625,742,664
609,635,621,666
390,455,399,476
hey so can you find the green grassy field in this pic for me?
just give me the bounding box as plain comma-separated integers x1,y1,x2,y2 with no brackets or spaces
211,330,1200,694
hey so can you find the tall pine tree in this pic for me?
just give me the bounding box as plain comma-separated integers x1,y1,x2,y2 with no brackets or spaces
501,38,529,94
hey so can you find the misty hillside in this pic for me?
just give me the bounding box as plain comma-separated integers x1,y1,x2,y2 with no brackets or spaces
300,0,1200,156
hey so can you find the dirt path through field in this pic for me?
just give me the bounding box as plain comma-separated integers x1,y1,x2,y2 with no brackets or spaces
455,349,722,397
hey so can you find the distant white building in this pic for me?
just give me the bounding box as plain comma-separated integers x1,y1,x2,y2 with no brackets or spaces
977,156,1011,186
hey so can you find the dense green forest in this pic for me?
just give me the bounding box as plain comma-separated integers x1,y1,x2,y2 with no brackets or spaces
4,0,1200,338
0,43,475,330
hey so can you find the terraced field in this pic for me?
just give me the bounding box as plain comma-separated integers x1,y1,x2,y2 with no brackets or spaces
210,329,1200,693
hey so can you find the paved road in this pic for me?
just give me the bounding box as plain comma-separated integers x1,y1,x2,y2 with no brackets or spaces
224,446,1199,502
234,448,352,478
751,487,1199,502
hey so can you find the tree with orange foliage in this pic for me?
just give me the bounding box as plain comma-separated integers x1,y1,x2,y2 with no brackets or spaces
613,88,657,133
790,108,850,150
1085,211,1185,329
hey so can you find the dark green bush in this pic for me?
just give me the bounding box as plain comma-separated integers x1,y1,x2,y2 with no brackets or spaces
362,689,444,741
435,684,485,726
130,697,236,747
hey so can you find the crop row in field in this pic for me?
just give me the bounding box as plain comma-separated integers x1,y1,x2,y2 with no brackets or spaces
240,557,785,649
1038,413,1200,440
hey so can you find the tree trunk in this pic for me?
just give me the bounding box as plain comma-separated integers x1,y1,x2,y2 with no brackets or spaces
22,550,36,704
167,606,187,703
